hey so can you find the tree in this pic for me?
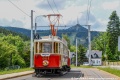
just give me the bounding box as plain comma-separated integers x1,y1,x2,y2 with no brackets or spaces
70,45,76,52
107,11,120,58
0,41,17,68
92,32,109,59
0,34,28,69
62,34,71,49
77,45,86,64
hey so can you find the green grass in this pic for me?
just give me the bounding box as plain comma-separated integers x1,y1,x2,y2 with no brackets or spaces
98,67,120,77
71,64,93,68
0,68,33,75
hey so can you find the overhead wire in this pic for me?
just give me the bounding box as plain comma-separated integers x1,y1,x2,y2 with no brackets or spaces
8,0,30,17
52,0,60,14
52,0,66,30
46,0,55,14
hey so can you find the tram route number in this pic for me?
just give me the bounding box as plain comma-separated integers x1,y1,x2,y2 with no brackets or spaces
41,53,50,57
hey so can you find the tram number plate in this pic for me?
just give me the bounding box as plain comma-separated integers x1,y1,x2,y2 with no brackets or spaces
41,53,50,57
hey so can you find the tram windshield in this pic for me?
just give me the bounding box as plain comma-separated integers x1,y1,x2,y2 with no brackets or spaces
42,42,52,53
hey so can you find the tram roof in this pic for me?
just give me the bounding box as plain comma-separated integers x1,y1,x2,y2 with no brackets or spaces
34,35,67,46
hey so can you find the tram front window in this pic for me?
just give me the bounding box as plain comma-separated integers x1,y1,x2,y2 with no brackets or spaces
42,42,52,53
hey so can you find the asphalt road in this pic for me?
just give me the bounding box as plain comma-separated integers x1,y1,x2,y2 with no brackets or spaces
8,69,82,80
7,68,119,80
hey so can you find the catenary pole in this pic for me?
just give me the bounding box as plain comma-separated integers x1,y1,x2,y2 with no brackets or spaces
88,25,91,65
76,38,77,66
30,10,34,68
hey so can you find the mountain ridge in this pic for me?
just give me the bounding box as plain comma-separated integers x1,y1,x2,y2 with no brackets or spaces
1,24,100,46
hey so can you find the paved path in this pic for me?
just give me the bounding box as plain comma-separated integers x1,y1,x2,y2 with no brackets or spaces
0,71,33,80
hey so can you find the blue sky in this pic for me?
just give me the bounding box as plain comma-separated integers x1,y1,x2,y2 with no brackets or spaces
0,0,120,31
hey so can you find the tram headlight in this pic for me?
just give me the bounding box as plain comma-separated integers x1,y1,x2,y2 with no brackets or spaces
43,60,49,66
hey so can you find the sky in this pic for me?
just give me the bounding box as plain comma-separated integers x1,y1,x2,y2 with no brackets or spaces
0,0,120,31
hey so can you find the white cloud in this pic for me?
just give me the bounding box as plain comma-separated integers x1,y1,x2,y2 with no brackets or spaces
102,1,119,10
0,0,119,31
98,19,108,25
0,18,24,27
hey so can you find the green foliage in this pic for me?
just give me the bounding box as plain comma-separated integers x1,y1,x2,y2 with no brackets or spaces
0,41,17,68
107,11,120,59
70,45,76,52
72,44,86,64
77,45,86,64
92,11,120,61
12,54,26,67
0,34,30,69
92,32,109,60
62,34,71,49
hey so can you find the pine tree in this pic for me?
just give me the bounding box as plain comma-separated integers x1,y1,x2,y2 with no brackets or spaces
107,11,120,59
77,45,86,64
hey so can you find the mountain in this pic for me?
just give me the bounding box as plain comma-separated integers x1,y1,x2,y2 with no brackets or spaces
0,26,29,41
1,24,100,47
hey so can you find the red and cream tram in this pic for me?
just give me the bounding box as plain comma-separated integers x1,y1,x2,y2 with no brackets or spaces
33,14,71,76
34,35,71,76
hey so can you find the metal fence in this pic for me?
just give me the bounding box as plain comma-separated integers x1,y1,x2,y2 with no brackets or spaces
102,61,120,66
5,65,20,70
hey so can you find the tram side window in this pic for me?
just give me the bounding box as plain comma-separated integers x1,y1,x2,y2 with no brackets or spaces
35,42,39,53
59,43,60,53
68,50,69,57
54,42,58,53
39,42,42,53
60,43,63,54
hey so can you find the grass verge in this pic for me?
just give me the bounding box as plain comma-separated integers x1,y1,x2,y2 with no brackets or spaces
98,67,120,77
0,68,33,75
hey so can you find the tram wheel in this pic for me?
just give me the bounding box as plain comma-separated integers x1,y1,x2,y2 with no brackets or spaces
59,71,64,76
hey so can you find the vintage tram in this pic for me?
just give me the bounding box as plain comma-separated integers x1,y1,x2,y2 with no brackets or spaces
33,14,71,76
34,35,71,76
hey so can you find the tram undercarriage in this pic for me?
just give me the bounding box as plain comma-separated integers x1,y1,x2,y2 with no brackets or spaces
34,65,71,77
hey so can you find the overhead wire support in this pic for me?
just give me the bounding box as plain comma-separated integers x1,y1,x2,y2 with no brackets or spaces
86,0,92,24
86,0,92,66
8,0,30,17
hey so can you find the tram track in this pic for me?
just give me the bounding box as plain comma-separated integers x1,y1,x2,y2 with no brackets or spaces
90,69,104,79
6,68,119,80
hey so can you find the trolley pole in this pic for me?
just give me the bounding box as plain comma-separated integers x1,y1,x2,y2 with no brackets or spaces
30,10,34,68
76,38,77,67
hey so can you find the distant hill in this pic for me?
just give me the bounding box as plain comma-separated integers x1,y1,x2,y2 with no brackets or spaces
0,26,29,41
1,24,100,47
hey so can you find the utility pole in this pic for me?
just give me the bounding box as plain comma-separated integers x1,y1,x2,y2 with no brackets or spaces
30,10,34,68
88,25,91,66
76,38,77,66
